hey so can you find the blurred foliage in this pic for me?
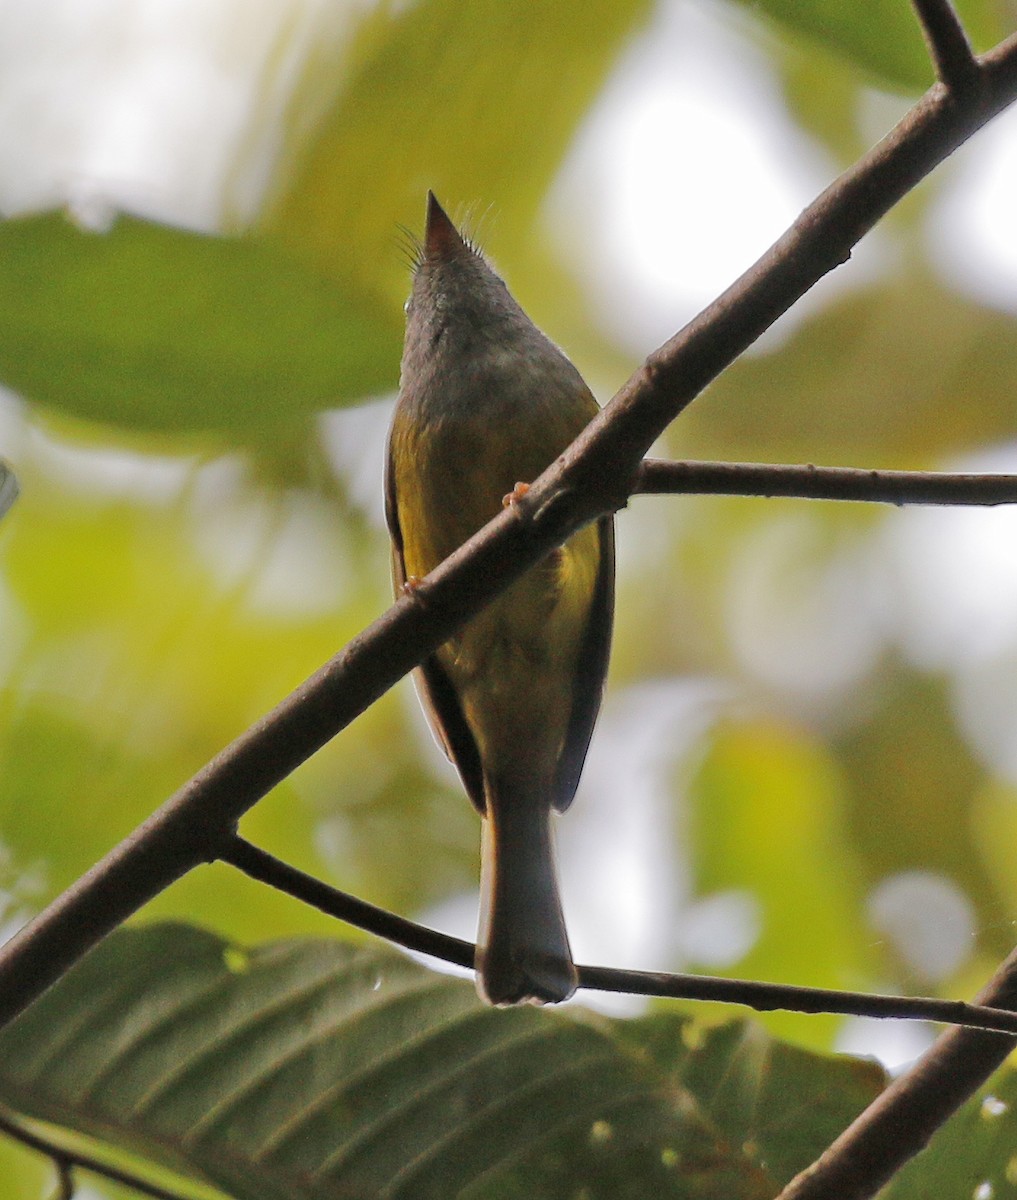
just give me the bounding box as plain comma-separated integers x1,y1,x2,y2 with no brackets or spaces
687,719,874,1046
736,0,1006,91
1,0,1017,1195
678,268,1017,465
263,0,656,288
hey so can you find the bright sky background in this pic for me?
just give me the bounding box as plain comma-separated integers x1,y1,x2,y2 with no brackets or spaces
551,0,1017,342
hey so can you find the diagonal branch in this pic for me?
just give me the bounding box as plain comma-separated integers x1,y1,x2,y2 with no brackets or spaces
0,24,1016,1037
222,835,1017,1035
636,459,1017,505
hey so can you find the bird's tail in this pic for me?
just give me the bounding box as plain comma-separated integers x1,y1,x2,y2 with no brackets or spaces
476,781,577,1005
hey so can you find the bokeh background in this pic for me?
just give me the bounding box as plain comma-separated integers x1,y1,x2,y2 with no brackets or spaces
2,3,1017,1188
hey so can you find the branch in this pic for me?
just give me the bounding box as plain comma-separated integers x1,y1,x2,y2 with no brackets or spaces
222,836,1017,1035
0,1108,200,1200
556,31,1017,500
0,459,17,521
223,836,472,970
778,945,1017,1200
912,0,981,93
1,25,1017,1033
636,459,1017,505
54,1160,73,1200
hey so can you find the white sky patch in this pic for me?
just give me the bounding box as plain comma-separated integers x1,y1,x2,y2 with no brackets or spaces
867,870,976,984
679,888,761,968
725,511,886,706
875,446,1017,784
319,397,395,532
880,444,1017,672
548,0,867,355
189,474,352,618
835,1015,936,1074
558,679,725,1014
26,424,196,505
954,652,1017,785
0,0,347,229
929,103,1017,314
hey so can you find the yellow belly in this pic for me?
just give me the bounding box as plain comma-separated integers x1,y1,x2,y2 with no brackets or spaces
391,408,601,779
435,522,600,777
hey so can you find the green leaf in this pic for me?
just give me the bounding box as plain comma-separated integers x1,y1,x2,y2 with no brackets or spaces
774,36,867,165
619,1015,887,1189
0,1136,51,1200
687,720,874,1045
0,924,886,1200
971,778,1017,936
730,0,1006,92
0,3,653,443
882,1067,1017,1199
835,670,997,941
0,212,402,437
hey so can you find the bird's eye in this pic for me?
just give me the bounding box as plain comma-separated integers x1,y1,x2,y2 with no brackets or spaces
404,296,414,315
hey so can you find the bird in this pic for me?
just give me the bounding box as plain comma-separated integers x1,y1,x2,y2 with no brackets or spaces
385,192,614,1004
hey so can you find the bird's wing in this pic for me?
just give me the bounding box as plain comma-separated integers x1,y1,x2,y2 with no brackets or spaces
385,444,487,814
553,515,615,812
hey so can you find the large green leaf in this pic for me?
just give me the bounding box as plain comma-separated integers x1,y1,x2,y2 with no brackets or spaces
0,212,402,436
882,1066,1017,1199
687,720,874,1046
0,924,886,1200
619,1014,887,1187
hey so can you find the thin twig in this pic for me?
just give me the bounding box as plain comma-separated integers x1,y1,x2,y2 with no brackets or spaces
0,1108,204,1200
222,835,474,969
222,836,1017,1035
53,1160,73,1200
636,459,1017,505
911,0,981,92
